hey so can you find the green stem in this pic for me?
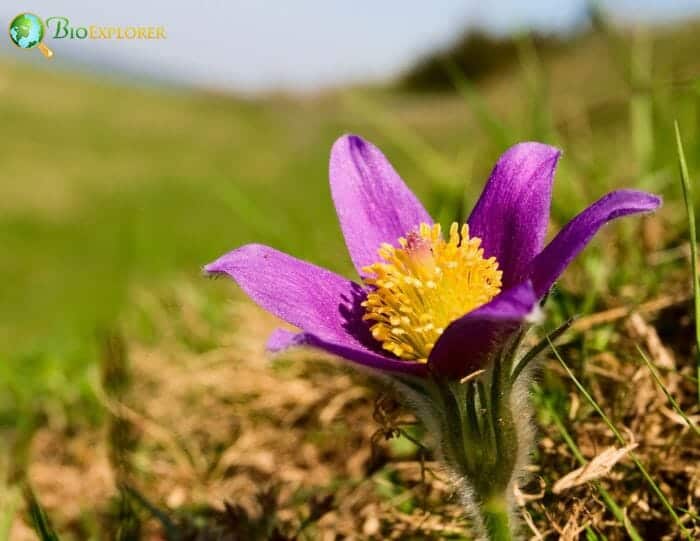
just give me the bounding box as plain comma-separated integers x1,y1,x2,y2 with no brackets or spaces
481,495,513,541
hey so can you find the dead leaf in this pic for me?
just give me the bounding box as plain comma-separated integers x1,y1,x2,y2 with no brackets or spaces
552,443,638,494
625,313,675,369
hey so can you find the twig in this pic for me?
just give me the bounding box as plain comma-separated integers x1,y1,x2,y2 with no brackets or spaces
571,293,690,332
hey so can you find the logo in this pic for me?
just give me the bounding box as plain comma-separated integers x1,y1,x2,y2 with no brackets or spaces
9,13,167,58
45,17,167,40
8,13,53,58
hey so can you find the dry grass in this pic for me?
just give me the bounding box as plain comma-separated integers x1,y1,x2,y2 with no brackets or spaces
527,304,700,540
8,281,699,540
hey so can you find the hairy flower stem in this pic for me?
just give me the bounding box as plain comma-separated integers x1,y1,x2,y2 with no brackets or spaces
481,496,513,541
437,366,520,540
396,335,526,540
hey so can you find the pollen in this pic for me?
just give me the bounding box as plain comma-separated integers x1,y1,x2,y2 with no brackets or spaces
361,223,502,362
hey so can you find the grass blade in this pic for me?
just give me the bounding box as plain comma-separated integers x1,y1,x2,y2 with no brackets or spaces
636,345,700,437
441,57,512,149
24,486,60,541
340,91,456,186
548,338,693,539
511,317,576,382
121,484,180,541
674,120,700,403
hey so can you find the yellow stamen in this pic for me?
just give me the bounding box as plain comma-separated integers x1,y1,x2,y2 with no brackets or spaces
361,222,502,362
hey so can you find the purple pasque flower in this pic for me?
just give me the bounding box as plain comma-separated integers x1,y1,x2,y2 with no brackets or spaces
205,135,660,380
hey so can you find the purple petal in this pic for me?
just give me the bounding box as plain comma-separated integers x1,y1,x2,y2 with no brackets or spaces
206,244,427,376
468,142,561,288
330,134,433,275
205,243,361,347
428,282,538,379
267,328,309,352
530,190,661,297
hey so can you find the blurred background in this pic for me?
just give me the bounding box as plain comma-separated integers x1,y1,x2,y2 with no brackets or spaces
1,1,699,539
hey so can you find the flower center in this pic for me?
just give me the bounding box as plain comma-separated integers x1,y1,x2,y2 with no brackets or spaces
361,222,502,362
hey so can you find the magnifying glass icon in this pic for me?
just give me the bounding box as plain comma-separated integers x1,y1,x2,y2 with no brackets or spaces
9,13,54,58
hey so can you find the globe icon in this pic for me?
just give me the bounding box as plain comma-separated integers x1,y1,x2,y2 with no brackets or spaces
8,13,53,58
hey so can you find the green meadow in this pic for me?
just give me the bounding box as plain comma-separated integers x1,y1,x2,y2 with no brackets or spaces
1,19,699,539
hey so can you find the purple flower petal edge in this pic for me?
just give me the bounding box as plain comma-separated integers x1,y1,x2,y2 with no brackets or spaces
529,190,662,297
267,328,309,352
468,142,561,288
330,134,433,276
428,281,538,379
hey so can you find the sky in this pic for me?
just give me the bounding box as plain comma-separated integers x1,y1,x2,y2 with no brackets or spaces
1,1,699,93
